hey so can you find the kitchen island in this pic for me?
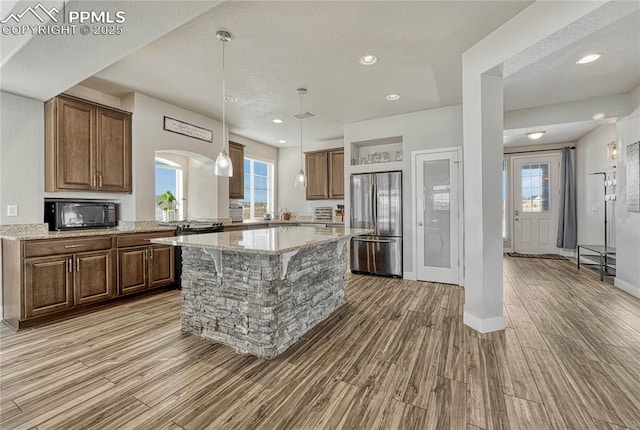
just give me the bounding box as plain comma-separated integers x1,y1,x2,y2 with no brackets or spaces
152,226,372,359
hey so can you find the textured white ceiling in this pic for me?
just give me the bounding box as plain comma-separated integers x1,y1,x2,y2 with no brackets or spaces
503,120,609,147
90,1,531,147
504,4,640,111
0,1,221,101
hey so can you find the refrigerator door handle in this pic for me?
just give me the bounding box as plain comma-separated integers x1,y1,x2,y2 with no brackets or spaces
369,176,376,230
372,180,377,231
352,238,395,243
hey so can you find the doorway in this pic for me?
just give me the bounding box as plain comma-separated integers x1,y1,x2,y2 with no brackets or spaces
413,147,462,284
512,154,560,254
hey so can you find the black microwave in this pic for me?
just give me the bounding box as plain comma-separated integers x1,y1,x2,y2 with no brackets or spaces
45,200,117,231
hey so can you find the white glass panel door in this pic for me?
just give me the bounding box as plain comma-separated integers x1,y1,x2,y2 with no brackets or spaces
513,155,560,254
415,150,459,284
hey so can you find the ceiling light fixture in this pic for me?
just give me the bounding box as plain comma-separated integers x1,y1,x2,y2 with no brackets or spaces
527,131,545,140
386,94,400,101
592,112,605,120
577,53,602,64
278,140,287,144
214,30,233,177
224,95,238,102
359,55,377,65
273,118,283,124
294,88,308,188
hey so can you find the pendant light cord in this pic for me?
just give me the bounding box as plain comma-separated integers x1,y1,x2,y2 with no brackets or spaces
299,91,303,167
222,40,226,153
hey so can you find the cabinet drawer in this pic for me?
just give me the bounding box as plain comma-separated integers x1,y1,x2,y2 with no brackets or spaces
25,236,114,258
117,231,175,248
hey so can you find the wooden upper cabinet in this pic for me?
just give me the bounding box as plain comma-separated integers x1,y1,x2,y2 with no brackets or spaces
228,141,245,199
306,151,329,200
45,95,132,193
55,97,95,190
96,108,131,192
305,148,344,200
328,149,344,199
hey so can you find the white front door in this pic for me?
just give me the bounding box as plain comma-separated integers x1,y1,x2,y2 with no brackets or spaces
414,148,461,284
513,155,560,254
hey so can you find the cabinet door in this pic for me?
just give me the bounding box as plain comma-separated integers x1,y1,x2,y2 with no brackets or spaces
97,108,132,193
56,97,96,190
149,245,175,288
329,150,344,199
74,250,115,305
306,152,329,200
118,246,148,295
24,255,73,318
228,142,245,199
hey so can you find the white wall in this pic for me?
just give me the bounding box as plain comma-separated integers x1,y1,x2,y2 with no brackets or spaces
125,92,227,221
575,124,617,247
614,84,640,297
0,92,45,225
344,105,463,277
277,139,344,216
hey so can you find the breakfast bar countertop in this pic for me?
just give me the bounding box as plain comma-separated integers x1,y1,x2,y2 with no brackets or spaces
152,226,372,254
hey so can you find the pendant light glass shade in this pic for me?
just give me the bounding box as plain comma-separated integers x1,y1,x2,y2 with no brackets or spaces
294,168,307,188
214,149,233,177
295,88,307,188
215,30,233,177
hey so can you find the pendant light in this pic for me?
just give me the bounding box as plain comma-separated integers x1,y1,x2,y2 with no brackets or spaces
294,88,307,188
214,30,233,177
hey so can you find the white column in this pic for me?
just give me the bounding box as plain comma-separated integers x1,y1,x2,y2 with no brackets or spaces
463,72,505,333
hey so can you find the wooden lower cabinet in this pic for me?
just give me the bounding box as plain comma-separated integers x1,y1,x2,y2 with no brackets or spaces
149,245,175,288
2,231,175,331
24,255,73,318
118,246,148,295
74,250,115,305
118,243,175,295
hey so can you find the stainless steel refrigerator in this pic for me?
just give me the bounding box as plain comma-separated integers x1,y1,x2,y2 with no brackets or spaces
350,171,402,277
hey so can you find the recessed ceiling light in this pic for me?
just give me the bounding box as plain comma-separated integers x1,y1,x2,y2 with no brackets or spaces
576,53,602,64
224,95,238,102
386,94,400,101
527,131,545,140
278,140,287,144
359,55,378,65
272,119,283,124
592,112,605,120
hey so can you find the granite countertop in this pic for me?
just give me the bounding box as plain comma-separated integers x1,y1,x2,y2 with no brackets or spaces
0,221,176,241
152,226,372,254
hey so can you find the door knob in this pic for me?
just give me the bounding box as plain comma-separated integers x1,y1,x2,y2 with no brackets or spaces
418,222,423,226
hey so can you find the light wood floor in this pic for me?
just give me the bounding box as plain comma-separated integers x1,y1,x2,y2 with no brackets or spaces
1,257,640,429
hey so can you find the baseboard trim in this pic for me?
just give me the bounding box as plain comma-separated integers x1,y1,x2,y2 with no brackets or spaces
463,311,506,333
403,271,415,281
614,278,640,299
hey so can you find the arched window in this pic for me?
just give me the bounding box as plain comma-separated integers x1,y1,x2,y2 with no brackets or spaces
155,157,184,221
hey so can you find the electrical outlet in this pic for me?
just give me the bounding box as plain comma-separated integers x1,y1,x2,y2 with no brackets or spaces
7,205,18,217
593,205,599,213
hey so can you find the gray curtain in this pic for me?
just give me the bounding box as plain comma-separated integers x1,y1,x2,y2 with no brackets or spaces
557,147,577,249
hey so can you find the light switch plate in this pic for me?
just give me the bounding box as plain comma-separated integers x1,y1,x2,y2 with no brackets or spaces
7,205,18,217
